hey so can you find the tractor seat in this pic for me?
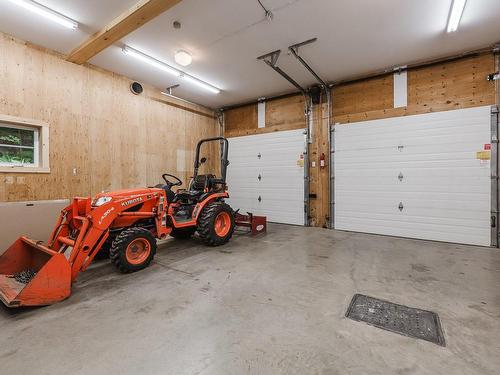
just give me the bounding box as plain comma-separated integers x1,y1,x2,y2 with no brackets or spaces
191,174,216,191
174,190,202,199
173,175,216,202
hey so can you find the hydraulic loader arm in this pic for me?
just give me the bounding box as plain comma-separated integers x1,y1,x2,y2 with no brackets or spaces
49,192,167,282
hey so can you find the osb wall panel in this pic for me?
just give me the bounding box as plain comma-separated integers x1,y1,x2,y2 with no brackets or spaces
266,95,306,131
333,53,496,123
0,33,218,202
224,104,257,137
308,101,330,228
224,95,306,137
333,75,394,117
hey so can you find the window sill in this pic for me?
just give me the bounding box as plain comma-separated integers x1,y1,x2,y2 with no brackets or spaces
0,166,50,174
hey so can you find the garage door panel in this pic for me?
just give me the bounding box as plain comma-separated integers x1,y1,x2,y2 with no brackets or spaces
226,196,256,214
337,150,487,166
336,110,489,151
254,201,304,225
228,178,259,189
337,170,488,182
334,106,492,246
336,211,488,230
228,167,260,180
336,176,489,193
337,175,489,192
336,190,489,205
336,159,487,172
227,129,305,225
336,112,487,137
260,171,303,186
337,196,489,220
337,209,490,231
337,128,487,151
258,188,303,202
336,217,489,237
335,218,488,245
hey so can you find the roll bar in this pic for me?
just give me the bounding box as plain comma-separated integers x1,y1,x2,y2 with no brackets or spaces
193,137,229,184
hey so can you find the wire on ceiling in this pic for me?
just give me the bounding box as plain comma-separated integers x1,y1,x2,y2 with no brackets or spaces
205,0,302,48
257,0,274,20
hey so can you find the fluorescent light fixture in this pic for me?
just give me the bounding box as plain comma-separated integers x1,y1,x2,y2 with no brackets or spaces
174,50,193,66
161,91,200,106
122,46,180,77
447,0,467,33
181,75,221,94
123,45,221,94
6,0,78,29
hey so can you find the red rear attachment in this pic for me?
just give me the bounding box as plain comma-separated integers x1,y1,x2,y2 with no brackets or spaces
234,211,267,235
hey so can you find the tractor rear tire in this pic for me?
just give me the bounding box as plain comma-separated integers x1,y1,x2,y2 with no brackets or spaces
170,227,196,239
110,227,157,273
197,202,235,246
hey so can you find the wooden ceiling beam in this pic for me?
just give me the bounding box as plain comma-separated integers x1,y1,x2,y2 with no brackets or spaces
67,0,181,64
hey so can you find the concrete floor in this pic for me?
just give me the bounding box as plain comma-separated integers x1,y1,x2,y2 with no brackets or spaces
1,224,499,375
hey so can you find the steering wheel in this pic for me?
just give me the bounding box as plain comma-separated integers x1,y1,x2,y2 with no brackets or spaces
162,173,182,188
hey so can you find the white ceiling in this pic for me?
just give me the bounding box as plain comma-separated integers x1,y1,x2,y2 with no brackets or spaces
0,0,499,109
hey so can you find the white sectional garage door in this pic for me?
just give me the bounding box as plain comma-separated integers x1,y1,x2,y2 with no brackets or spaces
227,129,305,225
334,106,492,246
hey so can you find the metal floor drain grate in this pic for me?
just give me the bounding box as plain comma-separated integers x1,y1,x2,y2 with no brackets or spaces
346,294,445,346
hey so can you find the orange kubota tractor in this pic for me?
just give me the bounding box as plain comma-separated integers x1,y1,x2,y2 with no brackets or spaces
0,137,235,307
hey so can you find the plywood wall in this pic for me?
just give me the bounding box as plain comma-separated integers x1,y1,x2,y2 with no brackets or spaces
308,101,330,228
0,33,218,202
225,95,306,137
333,53,496,123
224,52,497,227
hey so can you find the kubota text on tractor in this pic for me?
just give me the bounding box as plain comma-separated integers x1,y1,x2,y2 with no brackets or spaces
0,137,235,307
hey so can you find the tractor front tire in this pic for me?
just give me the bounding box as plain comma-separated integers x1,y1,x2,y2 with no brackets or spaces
94,241,111,260
170,227,196,239
198,202,235,246
94,233,118,260
110,227,157,273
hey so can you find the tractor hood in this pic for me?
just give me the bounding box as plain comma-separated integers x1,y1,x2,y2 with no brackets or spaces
92,188,162,207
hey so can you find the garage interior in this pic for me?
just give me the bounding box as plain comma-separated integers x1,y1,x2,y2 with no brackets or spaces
0,0,499,374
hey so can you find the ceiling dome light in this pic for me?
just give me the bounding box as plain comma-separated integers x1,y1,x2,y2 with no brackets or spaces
175,50,192,66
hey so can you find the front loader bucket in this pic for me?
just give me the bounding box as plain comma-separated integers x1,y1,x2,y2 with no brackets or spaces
0,237,71,307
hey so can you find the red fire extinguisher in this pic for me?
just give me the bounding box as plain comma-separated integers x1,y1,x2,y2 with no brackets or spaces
320,153,326,168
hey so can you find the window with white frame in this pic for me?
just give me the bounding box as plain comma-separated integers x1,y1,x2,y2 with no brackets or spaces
0,124,39,167
0,115,50,173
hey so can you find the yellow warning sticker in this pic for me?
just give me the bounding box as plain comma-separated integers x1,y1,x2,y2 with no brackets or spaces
476,151,491,160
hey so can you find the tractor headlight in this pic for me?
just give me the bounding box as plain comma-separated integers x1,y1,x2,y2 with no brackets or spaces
93,196,112,207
